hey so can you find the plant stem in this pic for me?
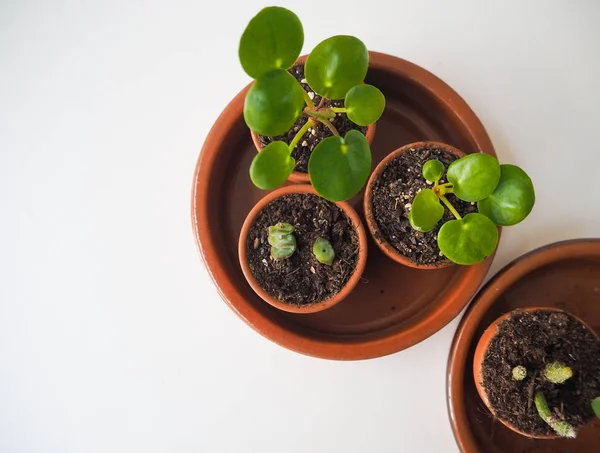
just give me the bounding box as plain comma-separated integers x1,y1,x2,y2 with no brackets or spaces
331,107,347,113
302,90,314,108
439,195,462,220
445,187,454,194
317,96,326,109
288,119,315,151
304,107,336,119
318,118,340,137
440,182,453,188
534,391,576,438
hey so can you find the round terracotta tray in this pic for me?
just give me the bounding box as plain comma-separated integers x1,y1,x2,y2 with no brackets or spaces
191,51,497,360
447,238,600,452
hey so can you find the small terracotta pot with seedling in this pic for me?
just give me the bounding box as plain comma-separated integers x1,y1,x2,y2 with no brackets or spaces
238,185,368,314
364,142,535,268
239,6,384,201
473,307,600,439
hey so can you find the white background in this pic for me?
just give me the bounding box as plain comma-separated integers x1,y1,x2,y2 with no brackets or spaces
2,1,599,452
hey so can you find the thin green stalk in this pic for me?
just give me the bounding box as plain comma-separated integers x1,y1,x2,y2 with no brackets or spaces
331,107,347,113
304,107,336,119
439,195,462,220
318,118,340,137
534,391,576,438
302,90,314,108
288,119,315,151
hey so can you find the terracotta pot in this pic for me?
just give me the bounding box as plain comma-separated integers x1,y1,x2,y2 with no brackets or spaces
363,141,466,269
472,306,599,439
249,55,377,184
238,184,368,314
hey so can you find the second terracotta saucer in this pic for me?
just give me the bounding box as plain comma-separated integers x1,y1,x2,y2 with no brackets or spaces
447,238,600,452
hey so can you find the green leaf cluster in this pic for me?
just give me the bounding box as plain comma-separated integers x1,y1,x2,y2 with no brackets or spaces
239,7,385,201
409,153,535,265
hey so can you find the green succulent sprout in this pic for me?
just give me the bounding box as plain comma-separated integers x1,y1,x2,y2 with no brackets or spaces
592,397,600,418
268,223,297,260
512,365,527,381
534,391,576,438
543,362,573,384
313,237,335,265
239,6,385,202
408,154,535,265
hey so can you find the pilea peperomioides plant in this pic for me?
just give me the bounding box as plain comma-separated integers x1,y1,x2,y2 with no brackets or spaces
239,6,385,201
409,154,535,265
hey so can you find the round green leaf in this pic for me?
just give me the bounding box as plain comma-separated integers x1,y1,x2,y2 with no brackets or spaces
447,153,501,202
238,6,304,79
308,129,371,201
478,164,535,226
243,69,305,137
305,35,368,100
422,159,445,183
592,397,600,418
313,237,335,265
344,84,385,126
249,141,294,189
409,189,444,232
438,213,499,265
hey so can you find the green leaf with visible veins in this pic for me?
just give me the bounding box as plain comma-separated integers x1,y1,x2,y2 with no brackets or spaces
447,153,501,202
305,35,368,100
308,130,371,201
344,84,385,126
239,6,304,79
249,141,295,190
409,189,444,232
438,213,499,265
243,69,305,136
478,164,535,226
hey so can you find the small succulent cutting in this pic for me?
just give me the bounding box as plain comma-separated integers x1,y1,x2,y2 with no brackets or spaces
239,6,385,201
268,223,297,260
267,223,335,264
510,361,600,438
409,154,535,265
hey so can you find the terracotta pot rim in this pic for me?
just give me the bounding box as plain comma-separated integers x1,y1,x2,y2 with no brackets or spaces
249,55,377,184
363,141,466,269
238,184,368,314
446,238,600,450
472,306,598,439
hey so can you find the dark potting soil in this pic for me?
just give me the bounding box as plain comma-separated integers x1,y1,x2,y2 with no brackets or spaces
257,64,368,173
368,145,476,266
246,193,359,306
481,309,600,436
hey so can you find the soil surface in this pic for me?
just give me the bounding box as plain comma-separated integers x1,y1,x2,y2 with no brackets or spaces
246,193,359,306
368,145,476,266
257,64,368,173
481,309,600,436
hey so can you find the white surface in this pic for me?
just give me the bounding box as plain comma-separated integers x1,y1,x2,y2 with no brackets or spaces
2,1,599,452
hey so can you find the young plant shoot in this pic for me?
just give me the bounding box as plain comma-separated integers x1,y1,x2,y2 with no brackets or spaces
409,155,535,265
534,391,576,438
239,6,385,201
268,223,296,260
543,362,573,384
512,365,527,381
313,237,335,265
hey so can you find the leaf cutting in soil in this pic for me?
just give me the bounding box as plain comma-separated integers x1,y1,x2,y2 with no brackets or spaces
239,6,385,201
482,309,600,439
408,154,535,265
